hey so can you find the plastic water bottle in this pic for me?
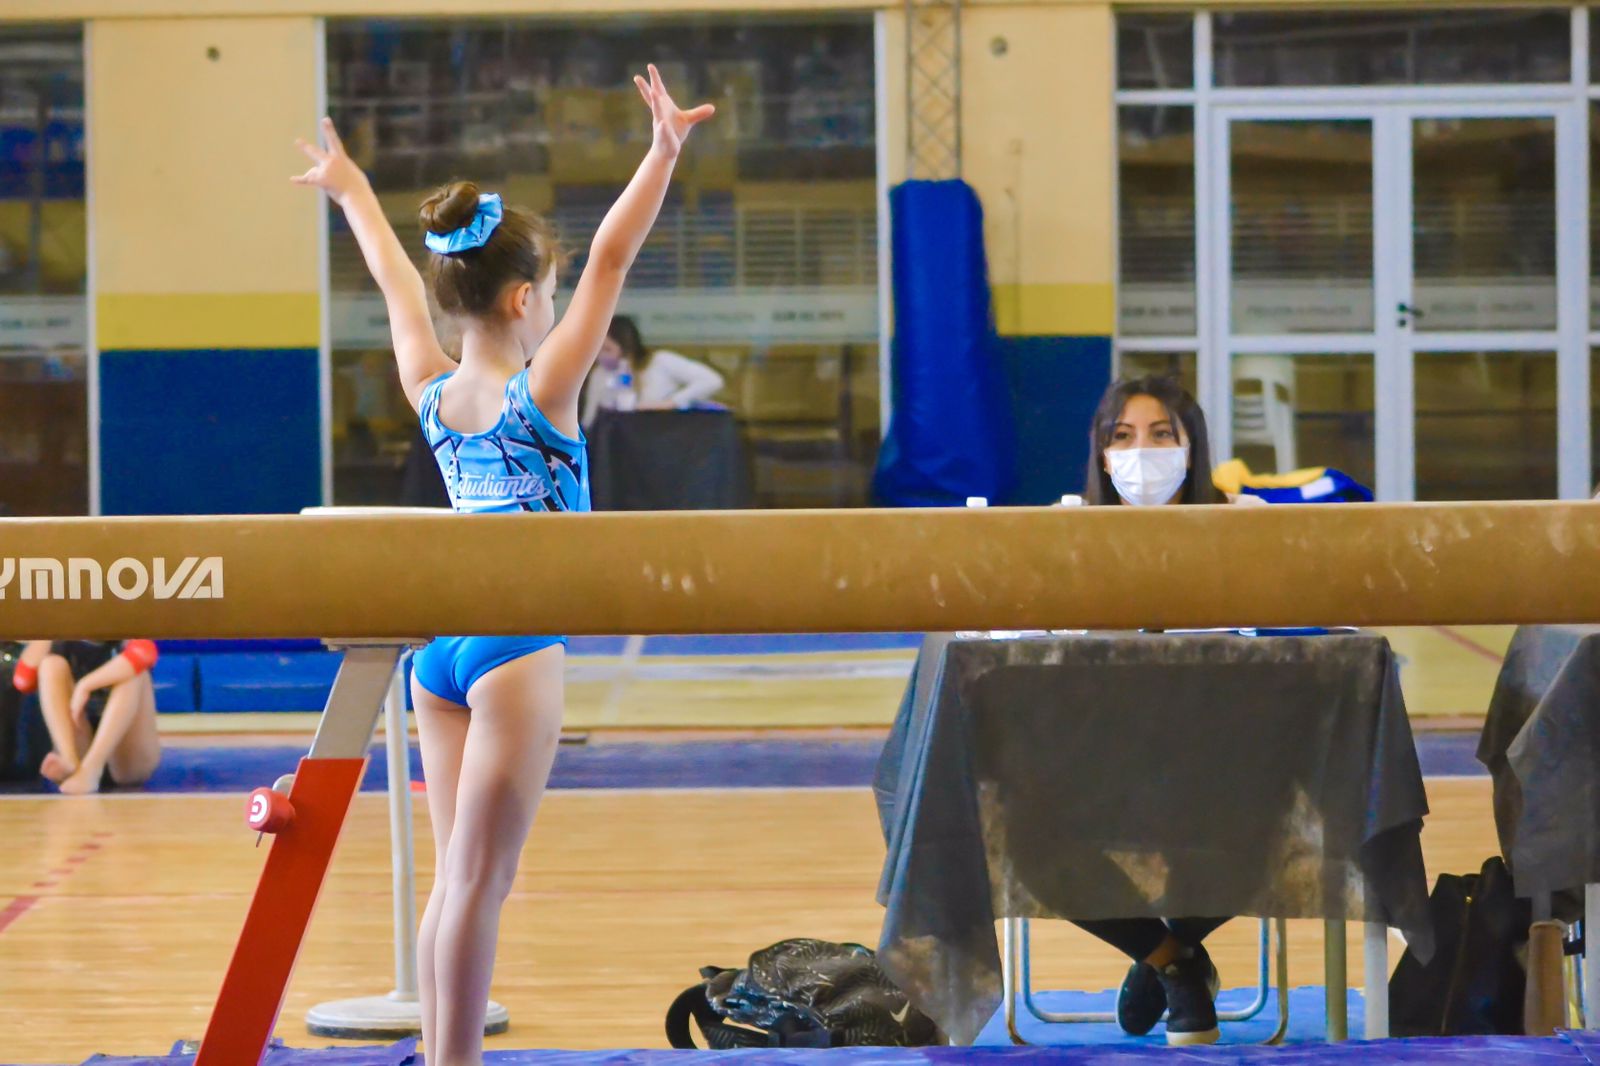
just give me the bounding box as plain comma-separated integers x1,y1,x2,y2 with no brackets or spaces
613,371,637,412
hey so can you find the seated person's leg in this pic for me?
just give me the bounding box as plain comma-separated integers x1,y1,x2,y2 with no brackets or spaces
1167,916,1228,948
1075,917,1172,963
59,673,160,795
1072,917,1220,1045
105,672,161,787
36,654,89,784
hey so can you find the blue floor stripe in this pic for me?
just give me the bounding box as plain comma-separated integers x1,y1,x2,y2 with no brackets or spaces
1415,731,1483,776
0,733,1484,795
0,740,886,795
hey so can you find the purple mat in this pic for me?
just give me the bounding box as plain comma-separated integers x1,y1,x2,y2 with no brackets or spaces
50,1032,1600,1066
74,1038,418,1065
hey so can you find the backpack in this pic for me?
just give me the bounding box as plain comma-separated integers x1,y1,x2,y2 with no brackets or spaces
665,938,942,1049
1389,856,1531,1036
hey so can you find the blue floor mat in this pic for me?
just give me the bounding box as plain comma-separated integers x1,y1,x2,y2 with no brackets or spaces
0,739,888,794
0,732,1483,795
566,634,926,656
973,986,1359,1046
47,1031,1599,1065
1416,731,1485,777
154,636,925,658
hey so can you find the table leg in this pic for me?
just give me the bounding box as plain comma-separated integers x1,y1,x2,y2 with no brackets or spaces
1268,917,1290,1045
1586,884,1599,1029
1001,918,1026,1045
1325,919,1347,1042
1363,922,1388,1039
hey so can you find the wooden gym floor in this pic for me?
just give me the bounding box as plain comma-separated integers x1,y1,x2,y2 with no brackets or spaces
0,776,1499,1064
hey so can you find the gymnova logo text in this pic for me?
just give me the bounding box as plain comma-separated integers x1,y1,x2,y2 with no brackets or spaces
0,557,224,601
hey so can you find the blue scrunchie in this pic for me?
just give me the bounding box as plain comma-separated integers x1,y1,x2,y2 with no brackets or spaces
424,193,503,255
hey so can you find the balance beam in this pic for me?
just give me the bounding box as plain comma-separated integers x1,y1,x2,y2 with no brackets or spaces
0,502,1596,640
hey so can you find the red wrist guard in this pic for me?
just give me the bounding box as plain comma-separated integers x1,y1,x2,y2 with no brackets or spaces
12,661,37,693
120,640,159,674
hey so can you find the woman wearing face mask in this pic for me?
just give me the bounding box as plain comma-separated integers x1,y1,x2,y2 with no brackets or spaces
1072,375,1246,1045
1085,375,1221,508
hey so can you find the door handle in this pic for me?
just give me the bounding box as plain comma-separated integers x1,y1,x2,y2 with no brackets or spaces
1397,302,1425,324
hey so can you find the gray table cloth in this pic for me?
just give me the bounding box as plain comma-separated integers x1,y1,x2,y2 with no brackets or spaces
1478,624,1600,906
874,631,1434,1044
588,409,752,511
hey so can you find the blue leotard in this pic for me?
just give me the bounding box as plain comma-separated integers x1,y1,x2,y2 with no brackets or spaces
410,370,589,705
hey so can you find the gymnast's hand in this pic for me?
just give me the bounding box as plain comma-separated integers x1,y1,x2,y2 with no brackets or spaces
634,64,714,161
69,680,94,725
291,117,368,206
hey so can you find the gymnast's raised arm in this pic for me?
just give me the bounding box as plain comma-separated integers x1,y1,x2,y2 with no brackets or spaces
291,117,456,413
527,65,714,429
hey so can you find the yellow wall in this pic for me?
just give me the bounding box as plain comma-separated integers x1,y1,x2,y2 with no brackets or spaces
89,17,322,349
962,3,1115,336
876,3,1114,337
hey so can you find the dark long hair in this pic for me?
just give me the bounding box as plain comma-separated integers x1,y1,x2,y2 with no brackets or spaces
1083,375,1221,506
607,315,653,372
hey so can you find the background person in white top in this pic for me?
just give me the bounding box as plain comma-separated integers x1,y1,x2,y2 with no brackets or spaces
581,314,725,427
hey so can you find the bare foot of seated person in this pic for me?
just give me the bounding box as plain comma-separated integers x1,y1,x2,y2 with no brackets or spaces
57,764,108,796
39,751,76,785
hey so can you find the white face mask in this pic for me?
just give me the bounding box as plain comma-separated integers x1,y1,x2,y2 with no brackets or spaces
1107,446,1190,506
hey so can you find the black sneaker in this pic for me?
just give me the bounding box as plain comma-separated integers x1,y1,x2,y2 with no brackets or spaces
1157,951,1220,1046
1192,943,1221,1000
1117,945,1219,1037
1115,961,1166,1035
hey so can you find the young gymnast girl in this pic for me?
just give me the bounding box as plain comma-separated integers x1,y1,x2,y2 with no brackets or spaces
14,638,162,794
292,65,712,1064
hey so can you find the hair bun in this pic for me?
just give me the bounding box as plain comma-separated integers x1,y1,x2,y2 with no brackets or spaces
420,181,481,236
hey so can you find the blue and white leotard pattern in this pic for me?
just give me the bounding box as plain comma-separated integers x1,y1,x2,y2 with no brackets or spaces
411,370,589,705
420,369,590,514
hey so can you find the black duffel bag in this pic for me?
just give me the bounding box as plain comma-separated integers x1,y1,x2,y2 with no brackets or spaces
1389,856,1531,1036
666,938,942,1049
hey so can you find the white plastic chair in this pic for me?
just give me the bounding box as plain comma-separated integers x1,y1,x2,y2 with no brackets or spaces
1231,355,1298,474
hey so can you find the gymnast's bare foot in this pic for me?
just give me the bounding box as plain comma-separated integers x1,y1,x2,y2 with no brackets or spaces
56,767,102,795
39,751,76,785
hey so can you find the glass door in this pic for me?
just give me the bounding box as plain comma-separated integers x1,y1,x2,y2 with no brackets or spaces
1209,101,1583,501
1209,109,1383,496
1395,105,1582,501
